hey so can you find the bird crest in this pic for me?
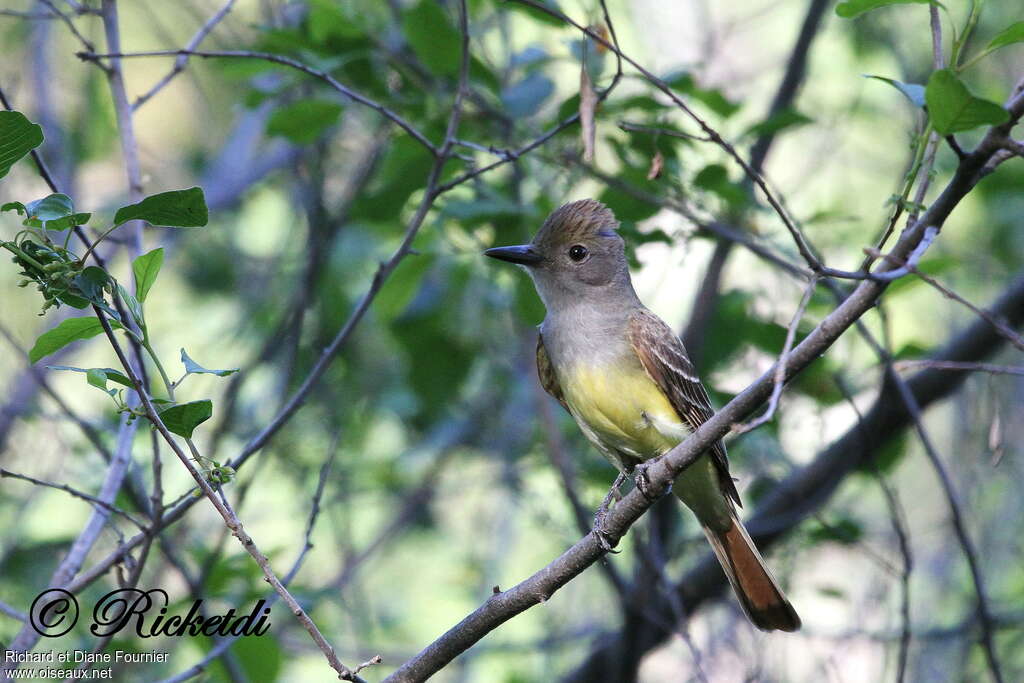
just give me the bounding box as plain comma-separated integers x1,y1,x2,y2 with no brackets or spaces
533,199,619,248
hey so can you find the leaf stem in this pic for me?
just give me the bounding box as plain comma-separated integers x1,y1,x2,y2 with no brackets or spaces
1,241,48,271
141,331,176,402
78,223,122,264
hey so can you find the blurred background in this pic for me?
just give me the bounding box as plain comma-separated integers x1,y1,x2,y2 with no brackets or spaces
1,0,1023,681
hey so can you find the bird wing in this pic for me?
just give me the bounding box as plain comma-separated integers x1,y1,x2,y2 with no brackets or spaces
627,308,740,505
536,333,570,414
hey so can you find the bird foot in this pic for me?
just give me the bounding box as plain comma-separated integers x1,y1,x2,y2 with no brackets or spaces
591,472,627,553
633,458,669,501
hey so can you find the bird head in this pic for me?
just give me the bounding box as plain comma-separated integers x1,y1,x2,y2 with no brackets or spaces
484,199,633,309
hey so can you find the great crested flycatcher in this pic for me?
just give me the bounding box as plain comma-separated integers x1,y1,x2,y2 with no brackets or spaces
484,199,800,632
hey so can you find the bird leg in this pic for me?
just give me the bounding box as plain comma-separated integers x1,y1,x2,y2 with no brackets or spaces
592,471,627,553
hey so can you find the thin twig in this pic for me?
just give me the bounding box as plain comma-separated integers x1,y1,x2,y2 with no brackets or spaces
1,468,145,530
38,0,95,52
871,245,1024,353
887,370,1004,683
0,416,137,669
155,430,377,683
836,375,912,683
0,599,28,623
618,120,711,142
733,276,819,434
91,305,365,682
892,360,1024,376
133,0,237,110
78,48,437,154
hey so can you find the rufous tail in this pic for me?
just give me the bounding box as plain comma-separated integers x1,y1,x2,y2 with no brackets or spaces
702,512,801,632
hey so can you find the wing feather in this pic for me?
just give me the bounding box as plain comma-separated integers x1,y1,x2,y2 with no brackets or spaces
536,333,570,414
627,309,740,505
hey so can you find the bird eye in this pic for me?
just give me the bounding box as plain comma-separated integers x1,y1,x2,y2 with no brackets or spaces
568,245,589,262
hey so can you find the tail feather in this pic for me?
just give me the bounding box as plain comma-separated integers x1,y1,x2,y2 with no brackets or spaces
702,514,801,632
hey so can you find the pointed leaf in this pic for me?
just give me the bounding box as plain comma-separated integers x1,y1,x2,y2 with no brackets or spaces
49,365,133,388
131,247,164,302
158,400,213,438
116,283,144,327
73,267,110,305
743,107,813,139
25,193,73,220
402,0,461,76
5,196,88,230
180,348,239,377
987,22,1024,51
864,75,926,107
86,368,109,391
925,68,1009,135
0,111,44,179
113,187,208,228
29,317,121,364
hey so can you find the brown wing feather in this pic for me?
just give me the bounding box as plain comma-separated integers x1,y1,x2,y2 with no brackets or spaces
536,333,570,414
627,309,740,506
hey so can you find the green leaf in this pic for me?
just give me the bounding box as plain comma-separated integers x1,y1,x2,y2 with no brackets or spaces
864,75,926,108
666,72,740,119
925,68,1009,135
306,0,361,42
113,187,208,228
25,193,72,220
180,348,239,377
987,21,1024,51
744,107,813,139
505,0,565,27
501,73,555,119
49,365,133,388
0,110,44,180
132,247,164,302
15,193,91,231
73,266,110,305
694,164,748,209
158,400,213,438
835,0,934,19
86,368,110,392
267,99,344,144
807,517,863,545
116,283,144,327
29,317,121,364
402,1,461,76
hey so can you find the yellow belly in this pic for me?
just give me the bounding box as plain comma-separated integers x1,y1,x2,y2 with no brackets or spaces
560,356,732,528
561,358,686,459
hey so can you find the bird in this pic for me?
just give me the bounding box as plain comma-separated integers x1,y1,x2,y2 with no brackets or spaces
484,198,800,632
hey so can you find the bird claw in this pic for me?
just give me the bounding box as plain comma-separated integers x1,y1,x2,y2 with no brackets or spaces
633,459,669,501
592,507,619,553
592,472,627,553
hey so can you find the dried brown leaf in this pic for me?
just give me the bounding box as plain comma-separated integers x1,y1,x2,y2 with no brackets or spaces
647,149,664,180
580,65,598,163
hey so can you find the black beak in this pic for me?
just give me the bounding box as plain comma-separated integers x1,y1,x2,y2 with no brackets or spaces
483,244,543,266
